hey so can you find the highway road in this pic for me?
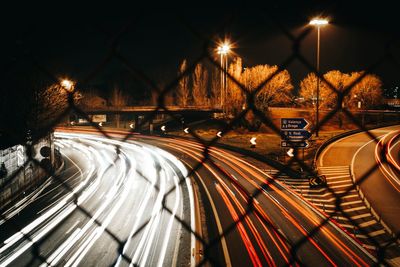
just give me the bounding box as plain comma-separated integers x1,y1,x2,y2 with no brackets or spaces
0,128,377,266
145,135,376,266
0,131,193,266
318,125,400,263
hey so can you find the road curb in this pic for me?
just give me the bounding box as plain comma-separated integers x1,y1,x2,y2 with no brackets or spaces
349,166,400,246
316,125,400,247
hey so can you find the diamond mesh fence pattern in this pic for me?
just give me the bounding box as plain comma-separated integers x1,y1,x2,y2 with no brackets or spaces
1,5,400,267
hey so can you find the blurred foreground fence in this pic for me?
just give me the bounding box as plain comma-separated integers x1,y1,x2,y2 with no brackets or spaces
1,5,400,266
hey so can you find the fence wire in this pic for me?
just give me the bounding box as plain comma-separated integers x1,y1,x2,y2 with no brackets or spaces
1,5,400,267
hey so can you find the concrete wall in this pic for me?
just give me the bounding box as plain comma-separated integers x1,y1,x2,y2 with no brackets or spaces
0,134,60,208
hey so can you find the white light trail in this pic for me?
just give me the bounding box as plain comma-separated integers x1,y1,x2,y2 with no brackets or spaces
1,131,194,267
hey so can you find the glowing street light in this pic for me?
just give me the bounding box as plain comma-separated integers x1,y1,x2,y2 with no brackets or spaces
217,43,230,55
184,127,189,134
309,19,329,26
309,17,329,137
217,42,231,114
61,79,74,92
216,131,222,138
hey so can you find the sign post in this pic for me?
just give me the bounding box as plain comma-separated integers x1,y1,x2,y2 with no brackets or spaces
280,118,311,161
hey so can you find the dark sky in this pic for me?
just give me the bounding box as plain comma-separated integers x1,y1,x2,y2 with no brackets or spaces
2,1,399,98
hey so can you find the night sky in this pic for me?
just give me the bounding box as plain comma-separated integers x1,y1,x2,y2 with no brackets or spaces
1,1,399,98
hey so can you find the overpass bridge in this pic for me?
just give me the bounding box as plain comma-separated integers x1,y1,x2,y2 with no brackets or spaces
71,106,222,131
81,106,222,115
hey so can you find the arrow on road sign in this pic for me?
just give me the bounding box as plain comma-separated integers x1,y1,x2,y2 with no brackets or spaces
281,118,309,130
280,140,309,148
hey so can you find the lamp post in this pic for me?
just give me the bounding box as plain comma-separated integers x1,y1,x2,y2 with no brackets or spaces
60,78,75,127
217,43,230,115
309,18,328,137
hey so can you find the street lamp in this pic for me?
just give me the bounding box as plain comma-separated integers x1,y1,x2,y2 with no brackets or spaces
354,94,362,109
217,42,231,115
61,79,74,92
60,78,75,127
309,18,329,137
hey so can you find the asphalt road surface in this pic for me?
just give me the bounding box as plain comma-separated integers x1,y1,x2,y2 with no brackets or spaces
0,131,193,266
318,125,400,264
0,128,377,266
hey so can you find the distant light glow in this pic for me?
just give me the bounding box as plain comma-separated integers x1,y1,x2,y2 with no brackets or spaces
184,128,189,134
309,18,329,26
216,131,222,138
61,79,74,91
217,43,231,55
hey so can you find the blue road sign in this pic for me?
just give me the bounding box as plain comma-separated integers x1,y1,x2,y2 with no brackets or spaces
280,140,309,148
281,130,311,140
281,118,309,130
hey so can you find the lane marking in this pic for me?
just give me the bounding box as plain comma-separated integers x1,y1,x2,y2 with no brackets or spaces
342,206,367,212
358,220,378,228
327,180,353,185
195,171,232,267
351,214,373,220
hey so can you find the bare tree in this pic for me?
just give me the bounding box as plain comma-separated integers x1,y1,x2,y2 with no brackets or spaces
80,89,106,108
210,69,220,107
177,59,190,107
300,71,352,109
226,57,243,115
300,70,383,110
150,87,158,106
110,87,128,128
299,72,334,108
192,63,209,106
30,83,81,132
323,70,353,108
349,73,383,109
110,87,128,106
150,80,175,106
299,72,318,107
241,64,293,111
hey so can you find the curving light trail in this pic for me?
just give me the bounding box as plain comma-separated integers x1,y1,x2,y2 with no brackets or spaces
374,131,400,192
0,132,194,267
50,127,376,266
153,136,375,266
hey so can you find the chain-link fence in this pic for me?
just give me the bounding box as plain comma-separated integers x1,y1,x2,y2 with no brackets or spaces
1,5,400,266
